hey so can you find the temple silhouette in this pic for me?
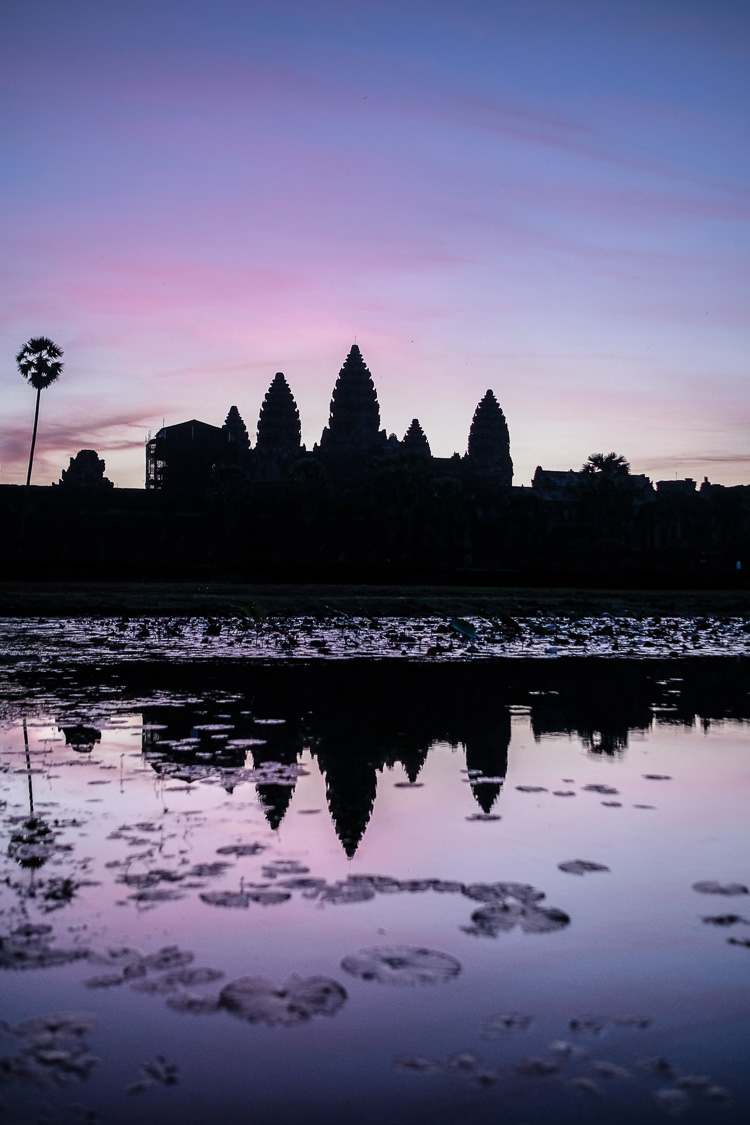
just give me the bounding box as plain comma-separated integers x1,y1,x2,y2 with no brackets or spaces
145,344,513,495
1,342,748,578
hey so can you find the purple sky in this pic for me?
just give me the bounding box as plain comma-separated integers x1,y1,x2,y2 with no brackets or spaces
2,0,748,488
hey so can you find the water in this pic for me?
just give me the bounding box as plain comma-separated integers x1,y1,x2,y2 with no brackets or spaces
1,652,748,1124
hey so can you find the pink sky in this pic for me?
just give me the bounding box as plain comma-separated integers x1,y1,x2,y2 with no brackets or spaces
1,0,748,487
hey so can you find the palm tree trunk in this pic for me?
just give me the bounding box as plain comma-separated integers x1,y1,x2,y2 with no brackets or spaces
26,386,41,487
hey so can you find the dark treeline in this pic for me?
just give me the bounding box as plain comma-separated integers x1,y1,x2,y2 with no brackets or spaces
2,470,748,583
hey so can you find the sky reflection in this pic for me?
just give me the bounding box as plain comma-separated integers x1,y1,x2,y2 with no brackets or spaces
1,658,749,1122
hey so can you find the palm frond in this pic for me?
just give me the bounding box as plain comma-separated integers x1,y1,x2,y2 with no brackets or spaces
16,336,64,390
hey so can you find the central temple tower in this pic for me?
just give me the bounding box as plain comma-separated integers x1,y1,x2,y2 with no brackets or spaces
317,344,387,481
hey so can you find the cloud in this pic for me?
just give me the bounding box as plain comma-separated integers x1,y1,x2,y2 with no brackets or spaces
0,408,155,485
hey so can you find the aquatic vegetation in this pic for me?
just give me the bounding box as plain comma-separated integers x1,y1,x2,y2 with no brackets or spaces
0,612,747,667
247,888,291,905
393,1055,440,1072
143,946,194,971
445,1051,480,1072
0,1011,98,1088
571,1076,603,1097
0,925,88,971
0,651,746,1121
128,1054,179,1093
570,1015,606,1035
162,967,224,986
692,881,748,896
589,1059,632,1078
199,891,250,907
219,974,347,1025
341,945,461,986
481,1012,532,1037
515,1056,560,1076
463,881,544,904
318,880,376,905
558,860,610,875
262,860,310,877
465,901,570,936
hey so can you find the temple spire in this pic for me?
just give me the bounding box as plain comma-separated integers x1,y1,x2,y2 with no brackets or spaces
402,418,431,457
222,405,250,451
318,344,386,476
255,372,301,480
466,390,512,485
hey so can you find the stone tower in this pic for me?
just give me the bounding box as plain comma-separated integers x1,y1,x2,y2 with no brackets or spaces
466,390,512,485
402,418,431,458
222,405,250,454
255,372,302,480
317,344,386,480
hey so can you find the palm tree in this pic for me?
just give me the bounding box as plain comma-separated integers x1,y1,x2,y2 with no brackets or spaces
16,336,64,486
581,451,630,477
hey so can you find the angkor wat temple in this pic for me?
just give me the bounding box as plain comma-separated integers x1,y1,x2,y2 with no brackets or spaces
1,343,748,578
145,343,513,495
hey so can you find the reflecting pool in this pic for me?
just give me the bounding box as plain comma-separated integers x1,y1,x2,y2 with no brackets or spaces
1,657,749,1124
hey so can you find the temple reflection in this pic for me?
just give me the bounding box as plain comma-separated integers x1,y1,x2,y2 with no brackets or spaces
137,657,750,855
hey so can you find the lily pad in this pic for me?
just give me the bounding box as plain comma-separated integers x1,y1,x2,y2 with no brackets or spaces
558,860,610,876
692,881,748,896
143,946,194,971
199,891,250,908
262,860,310,878
247,889,291,906
220,974,346,1025
318,881,376,905
482,1011,532,1037
341,945,461,986
394,1055,440,1073
216,843,266,856
463,882,544,904
466,902,570,936
515,1057,559,1076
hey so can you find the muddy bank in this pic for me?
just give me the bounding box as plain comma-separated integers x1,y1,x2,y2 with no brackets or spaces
0,581,747,618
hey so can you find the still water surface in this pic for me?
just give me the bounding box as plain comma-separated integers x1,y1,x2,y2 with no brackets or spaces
1,658,748,1124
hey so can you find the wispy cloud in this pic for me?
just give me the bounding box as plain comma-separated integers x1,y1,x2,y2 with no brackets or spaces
0,409,155,485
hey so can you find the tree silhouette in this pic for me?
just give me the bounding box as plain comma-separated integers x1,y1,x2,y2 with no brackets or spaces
16,336,64,485
581,451,630,476
580,452,634,552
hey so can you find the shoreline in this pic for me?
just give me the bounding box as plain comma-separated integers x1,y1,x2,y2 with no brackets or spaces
0,579,747,619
